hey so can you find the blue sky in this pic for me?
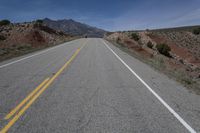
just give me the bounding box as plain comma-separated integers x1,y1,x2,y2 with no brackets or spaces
0,0,200,31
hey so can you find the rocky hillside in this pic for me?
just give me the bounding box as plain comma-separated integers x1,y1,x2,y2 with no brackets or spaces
149,29,200,60
43,18,106,37
0,20,75,61
105,26,200,93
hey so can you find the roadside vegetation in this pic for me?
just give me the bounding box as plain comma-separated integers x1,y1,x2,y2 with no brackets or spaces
156,43,171,57
193,27,200,35
0,19,77,62
0,19,11,26
36,19,43,24
0,35,6,41
130,33,140,41
105,29,200,94
147,41,153,49
34,19,44,27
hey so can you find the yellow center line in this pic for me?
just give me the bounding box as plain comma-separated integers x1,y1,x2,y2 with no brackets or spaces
0,43,86,133
4,78,50,120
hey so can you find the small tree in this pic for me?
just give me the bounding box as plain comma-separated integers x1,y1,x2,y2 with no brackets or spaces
36,19,43,24
117,37,121,43
0,20,11,26
146,29,150,32
0,35,6,41
156,43,171,57
34,19,44,28
193,28,200,35
131,33,140,41
147,41,153,49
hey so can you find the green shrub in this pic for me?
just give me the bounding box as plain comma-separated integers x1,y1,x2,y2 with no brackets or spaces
34,19,43,27
117,37,121,42
0,35,6,40
147,41,153,48
36,19,43,24
146,29,150,32
156,43,171,57
131,33,140,41
0,20,11,26
193,28,200,35
182,78,192,85
17,45,31,51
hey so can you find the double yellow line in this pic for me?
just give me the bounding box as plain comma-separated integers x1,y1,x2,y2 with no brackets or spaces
0,44,85,133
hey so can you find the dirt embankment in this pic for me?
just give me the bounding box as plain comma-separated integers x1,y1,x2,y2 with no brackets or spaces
105,29,200,94
0,22,76,61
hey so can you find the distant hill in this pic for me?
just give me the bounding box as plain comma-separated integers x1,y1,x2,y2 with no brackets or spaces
0,20,75,61
150,25,200,32
105,25,200,82
43,18,107,37
105,25,200,92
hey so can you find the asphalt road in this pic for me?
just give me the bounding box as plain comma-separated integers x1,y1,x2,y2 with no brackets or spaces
0,38,199,133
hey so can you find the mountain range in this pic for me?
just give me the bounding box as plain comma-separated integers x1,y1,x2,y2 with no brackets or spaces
43,18,106,37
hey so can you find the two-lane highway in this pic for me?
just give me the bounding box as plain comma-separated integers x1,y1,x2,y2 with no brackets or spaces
0,38,200,133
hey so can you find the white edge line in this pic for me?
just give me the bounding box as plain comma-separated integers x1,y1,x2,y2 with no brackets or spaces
102,40,196,133
0,41,73,69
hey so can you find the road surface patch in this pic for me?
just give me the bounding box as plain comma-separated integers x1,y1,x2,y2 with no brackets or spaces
0,44,85,133
4,78,50,120
102,40,196,133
